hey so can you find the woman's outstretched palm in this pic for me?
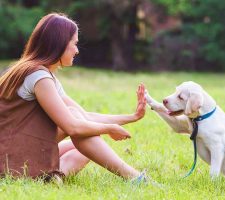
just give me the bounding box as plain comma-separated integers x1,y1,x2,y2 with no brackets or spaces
135,83,147,120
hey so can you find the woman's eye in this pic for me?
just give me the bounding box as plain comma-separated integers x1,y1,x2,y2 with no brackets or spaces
178,95,183,100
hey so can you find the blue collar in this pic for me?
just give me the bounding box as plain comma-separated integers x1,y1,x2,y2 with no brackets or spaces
193,107,217,122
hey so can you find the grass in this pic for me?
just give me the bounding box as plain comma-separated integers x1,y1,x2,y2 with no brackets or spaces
1,60,225,199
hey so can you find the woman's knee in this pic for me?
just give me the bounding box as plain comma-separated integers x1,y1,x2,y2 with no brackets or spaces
60,149,90,164
58,139,75,157
59,140,90,164
60,149,90,175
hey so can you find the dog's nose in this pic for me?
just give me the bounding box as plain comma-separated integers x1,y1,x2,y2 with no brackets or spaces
163,99,168,105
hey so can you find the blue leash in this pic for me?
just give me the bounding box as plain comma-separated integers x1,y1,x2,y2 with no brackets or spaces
182,107,217,178
182,140,197,178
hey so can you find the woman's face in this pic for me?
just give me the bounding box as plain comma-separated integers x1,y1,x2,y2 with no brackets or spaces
60,32,79,67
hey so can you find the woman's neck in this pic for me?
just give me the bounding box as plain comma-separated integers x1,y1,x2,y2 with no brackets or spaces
48,61,60,72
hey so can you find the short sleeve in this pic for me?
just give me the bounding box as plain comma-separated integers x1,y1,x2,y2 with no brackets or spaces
17,70,54,101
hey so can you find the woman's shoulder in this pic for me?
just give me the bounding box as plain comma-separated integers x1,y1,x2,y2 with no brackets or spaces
17,68,54,101
25,66,55,81
27,70,53,80
27,65,51,76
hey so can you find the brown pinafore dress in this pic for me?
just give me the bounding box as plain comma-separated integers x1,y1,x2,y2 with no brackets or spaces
0,66,59,178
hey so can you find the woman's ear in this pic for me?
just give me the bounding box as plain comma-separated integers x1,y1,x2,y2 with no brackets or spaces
184,92,203,116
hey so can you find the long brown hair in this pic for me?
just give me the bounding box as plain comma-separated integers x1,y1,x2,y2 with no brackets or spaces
0,13,78,100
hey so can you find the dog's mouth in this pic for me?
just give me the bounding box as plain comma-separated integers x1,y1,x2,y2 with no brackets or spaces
168,110,184,116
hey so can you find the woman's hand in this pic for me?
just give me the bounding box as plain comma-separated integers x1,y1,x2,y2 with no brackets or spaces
108,124,131,141
134,83,147,120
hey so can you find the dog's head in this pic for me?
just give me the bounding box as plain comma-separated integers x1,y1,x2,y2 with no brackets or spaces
163,81,204,118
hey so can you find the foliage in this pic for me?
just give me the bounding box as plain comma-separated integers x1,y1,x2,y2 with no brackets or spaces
183,0,225,68
152,0,191,15
0,2,44,59
152,0,225,70
0,0,225,70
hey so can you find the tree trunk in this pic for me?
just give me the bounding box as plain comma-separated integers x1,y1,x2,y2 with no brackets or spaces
110,1,139,70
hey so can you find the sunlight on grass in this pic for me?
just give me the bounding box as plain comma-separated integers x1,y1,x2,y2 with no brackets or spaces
1,62,225,199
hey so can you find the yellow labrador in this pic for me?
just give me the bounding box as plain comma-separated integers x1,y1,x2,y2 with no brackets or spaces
145,81,225,178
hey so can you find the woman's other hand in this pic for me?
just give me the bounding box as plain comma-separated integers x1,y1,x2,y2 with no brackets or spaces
108,124,131,141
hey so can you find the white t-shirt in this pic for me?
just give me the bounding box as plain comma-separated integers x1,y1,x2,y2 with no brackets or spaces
17,70,66,101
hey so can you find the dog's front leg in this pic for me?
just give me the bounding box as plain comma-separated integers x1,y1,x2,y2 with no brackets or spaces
144,90,166,112
210,146,224,178
145,90,190,134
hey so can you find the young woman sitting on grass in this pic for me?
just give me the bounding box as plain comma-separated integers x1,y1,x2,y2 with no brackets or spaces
0,13,147,182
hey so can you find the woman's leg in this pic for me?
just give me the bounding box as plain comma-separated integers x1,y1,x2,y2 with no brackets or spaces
59,106,140,179
58,107,90,175
71,136,140,179
59,139,90,176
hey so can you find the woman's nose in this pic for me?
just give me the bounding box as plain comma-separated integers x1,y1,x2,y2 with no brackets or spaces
75,49,79,55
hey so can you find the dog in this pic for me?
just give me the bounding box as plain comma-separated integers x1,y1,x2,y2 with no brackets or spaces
145,81,225,178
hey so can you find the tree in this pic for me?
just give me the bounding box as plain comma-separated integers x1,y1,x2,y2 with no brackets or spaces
152,0,225,70
0,0,44,59
50,0,143,70
184,0,225,69
96,0,141,70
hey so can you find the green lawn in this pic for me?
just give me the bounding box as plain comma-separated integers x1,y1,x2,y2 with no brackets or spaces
1,61,225,199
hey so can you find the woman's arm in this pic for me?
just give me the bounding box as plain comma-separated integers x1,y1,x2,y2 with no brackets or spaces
34,78,131,140
62,84,147,125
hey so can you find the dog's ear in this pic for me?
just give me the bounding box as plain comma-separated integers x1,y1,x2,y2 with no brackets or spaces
185,92,203,116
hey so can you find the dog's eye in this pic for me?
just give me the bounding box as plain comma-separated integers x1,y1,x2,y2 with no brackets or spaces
178,95,183,100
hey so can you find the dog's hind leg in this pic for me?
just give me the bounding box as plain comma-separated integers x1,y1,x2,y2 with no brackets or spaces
209,143,224,178
196,139,210,164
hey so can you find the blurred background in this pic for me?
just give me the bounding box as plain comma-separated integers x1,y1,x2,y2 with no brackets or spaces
0,0,224,72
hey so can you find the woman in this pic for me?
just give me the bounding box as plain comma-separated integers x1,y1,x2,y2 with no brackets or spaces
0,13,147,180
